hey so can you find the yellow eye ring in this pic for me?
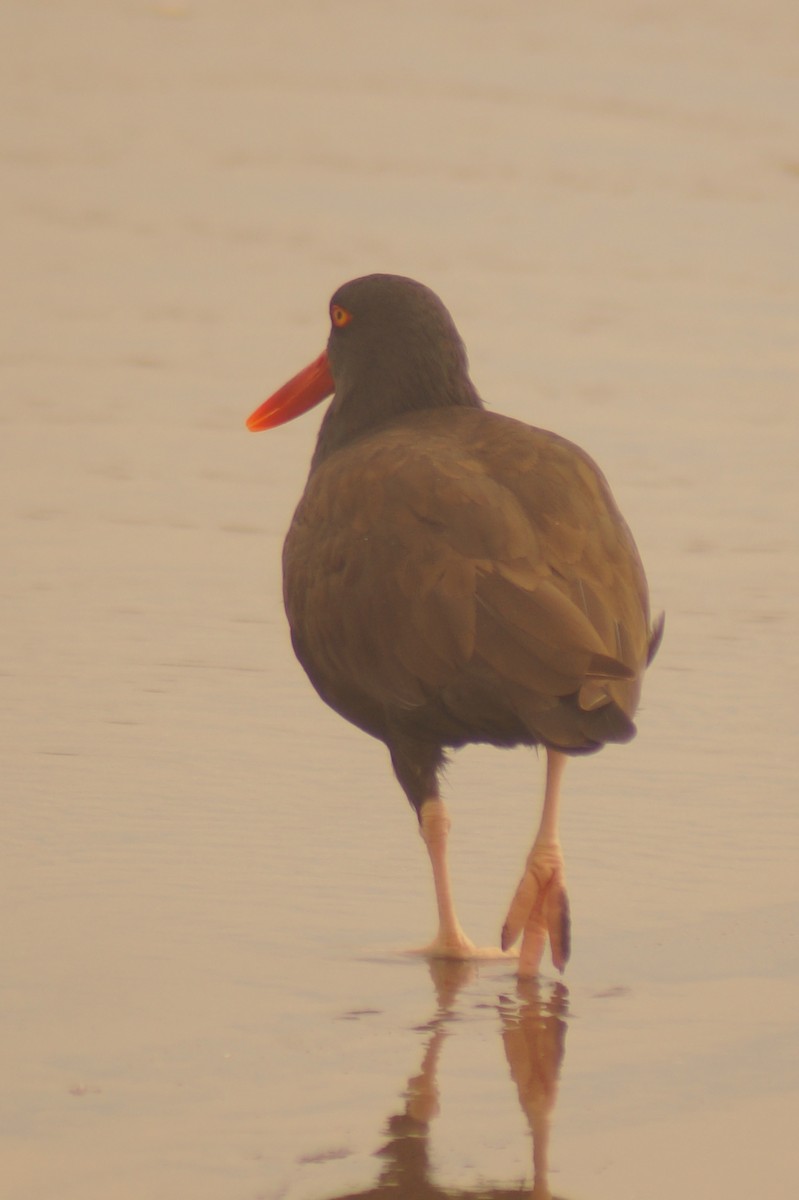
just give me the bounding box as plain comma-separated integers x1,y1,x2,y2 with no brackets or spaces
331,304,352,328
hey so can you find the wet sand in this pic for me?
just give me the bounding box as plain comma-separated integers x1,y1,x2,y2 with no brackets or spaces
3,2,798,1197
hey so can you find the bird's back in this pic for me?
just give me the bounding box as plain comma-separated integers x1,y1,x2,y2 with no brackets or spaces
283,406,657,756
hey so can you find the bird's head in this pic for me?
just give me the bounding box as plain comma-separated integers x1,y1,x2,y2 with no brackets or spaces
246,275,482,460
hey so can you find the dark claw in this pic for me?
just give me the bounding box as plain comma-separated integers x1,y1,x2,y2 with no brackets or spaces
548,887,571,973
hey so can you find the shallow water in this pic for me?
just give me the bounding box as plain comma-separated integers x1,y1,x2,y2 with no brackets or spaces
3,2,798,1197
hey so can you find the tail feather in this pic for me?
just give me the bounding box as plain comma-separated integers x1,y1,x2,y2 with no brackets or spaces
514,690,637,754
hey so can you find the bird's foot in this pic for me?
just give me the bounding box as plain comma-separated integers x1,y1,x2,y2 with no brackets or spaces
407,927,517,962
501,840,571,977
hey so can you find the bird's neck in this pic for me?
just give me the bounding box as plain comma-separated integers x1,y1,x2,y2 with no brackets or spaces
310,372,483,471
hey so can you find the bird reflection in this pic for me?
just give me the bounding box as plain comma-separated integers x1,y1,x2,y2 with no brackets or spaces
332,960,568,1200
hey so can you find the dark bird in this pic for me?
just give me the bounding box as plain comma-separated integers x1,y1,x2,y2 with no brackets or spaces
247,274,662,976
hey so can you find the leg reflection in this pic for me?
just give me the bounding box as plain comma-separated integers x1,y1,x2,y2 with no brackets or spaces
376,959,475,1192
369,962,569,1200
499,979,569,1200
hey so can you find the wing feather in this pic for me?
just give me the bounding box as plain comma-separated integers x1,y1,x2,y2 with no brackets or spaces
283,408,651,742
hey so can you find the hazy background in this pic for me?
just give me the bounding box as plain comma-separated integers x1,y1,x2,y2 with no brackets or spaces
3,3,798,1198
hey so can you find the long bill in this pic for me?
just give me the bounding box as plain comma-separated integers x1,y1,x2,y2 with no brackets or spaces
246,350,334,432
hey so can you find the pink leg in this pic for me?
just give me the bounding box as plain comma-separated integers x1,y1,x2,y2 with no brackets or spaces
501,750,571,977
418,799,477,957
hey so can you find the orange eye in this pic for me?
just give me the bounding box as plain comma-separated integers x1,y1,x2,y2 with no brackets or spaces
331,304,352,328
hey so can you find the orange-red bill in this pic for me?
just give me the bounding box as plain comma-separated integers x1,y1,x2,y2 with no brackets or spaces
246,350,334,432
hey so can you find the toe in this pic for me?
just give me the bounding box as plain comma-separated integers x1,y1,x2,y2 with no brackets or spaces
501,870,541,950
518,915,548,977
546,881,571,972
503,840,570,974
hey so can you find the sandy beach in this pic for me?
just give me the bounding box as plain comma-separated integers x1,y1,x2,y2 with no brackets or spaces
3,2,798,1197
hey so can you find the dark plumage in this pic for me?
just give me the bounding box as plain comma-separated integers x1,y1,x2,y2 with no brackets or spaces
247,274,662,975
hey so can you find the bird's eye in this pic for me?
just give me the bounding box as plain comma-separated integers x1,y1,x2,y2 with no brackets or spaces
331,304,352,328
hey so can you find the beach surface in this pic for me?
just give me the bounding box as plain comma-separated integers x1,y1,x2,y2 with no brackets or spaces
3,3,798,1197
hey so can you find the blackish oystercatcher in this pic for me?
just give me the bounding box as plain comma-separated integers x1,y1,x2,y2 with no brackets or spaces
247,274,662,975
